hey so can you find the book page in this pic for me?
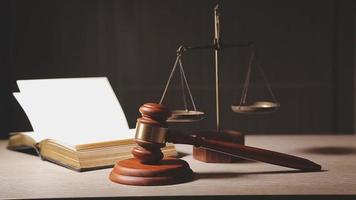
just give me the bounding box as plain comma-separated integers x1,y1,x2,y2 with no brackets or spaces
14,77,135,146
13,93,47,142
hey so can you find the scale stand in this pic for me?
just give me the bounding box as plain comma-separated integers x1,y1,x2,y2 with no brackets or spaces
159,5,280,163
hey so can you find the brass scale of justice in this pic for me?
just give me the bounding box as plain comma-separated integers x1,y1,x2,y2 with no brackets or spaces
110,5,321,186
160,9,279,124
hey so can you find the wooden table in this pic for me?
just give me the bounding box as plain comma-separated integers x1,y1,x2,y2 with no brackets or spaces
1,134,356,199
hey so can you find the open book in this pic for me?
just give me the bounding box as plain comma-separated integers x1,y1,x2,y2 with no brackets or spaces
8,77,176,171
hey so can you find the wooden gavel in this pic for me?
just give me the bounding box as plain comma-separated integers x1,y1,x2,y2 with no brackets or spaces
133,103,321,171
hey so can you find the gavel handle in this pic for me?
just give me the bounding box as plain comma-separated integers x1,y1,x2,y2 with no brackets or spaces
167,133,321,171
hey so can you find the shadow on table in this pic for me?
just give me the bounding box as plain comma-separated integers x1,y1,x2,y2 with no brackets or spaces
177,152,257,163
296,146,356,155
195,169,326,179
7,147,39,156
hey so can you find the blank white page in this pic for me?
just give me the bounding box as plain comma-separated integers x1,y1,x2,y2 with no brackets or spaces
15,77,134,146
13,93,47,142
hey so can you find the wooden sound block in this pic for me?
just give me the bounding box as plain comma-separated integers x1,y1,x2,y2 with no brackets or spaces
193,130,245,163
109,157,194,186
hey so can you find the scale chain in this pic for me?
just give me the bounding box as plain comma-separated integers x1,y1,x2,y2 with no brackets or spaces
179,59,188,111
256,58,278,103
239,45,278,106
159,54,198,112
253,44,278,103
159,55,180,104
178,58,197,111
240,49,254,105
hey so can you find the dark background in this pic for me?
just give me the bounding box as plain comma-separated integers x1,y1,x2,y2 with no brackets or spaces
0,0,355,139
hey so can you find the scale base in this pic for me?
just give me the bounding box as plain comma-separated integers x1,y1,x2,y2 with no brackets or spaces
193,130,245,163
109,157,194,186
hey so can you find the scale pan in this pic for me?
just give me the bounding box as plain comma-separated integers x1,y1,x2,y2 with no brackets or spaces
231,101,280,114
167,110,205,123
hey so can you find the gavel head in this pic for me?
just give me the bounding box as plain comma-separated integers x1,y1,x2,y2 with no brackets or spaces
132,103,171,163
